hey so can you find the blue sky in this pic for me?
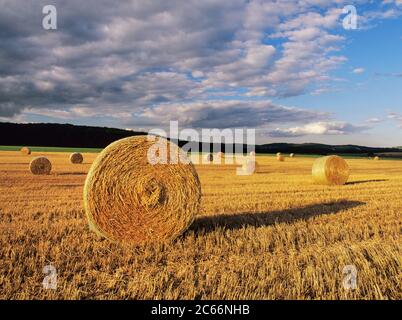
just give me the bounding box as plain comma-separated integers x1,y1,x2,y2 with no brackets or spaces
0,0,401,146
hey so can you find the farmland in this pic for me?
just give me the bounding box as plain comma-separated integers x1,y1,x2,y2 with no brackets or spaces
0,150,401,299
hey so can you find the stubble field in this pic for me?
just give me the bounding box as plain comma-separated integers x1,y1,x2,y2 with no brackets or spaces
0,150,401,299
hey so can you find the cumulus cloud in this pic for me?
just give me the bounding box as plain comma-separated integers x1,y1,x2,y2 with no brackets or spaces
388,112,402,127
0,0,400,137
365,117,383,124
268,121,370,137
125,100,328,129
353,68,365,74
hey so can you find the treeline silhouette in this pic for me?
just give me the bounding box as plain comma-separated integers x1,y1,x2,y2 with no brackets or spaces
0,122,400,156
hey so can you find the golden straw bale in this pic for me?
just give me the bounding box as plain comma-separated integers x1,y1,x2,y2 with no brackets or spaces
277,155,285,162
70,152,83,164
20,147,31,155
312,155,349,186
204,153,213,162
83,136,201,245
374,156,380,161
290,153,295,158
241,159,259,175
29,156,52,175
250,151,256,157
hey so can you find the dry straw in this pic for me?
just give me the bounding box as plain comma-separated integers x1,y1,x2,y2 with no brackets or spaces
250,151,256,157
277,155,285,162
70,152,83,164
290,153,295,158
276,152,281,157
20,147,31,155
217,151,224,159
83,136,201,245
312,155,349,186
374,156,380,161
29,156,52,175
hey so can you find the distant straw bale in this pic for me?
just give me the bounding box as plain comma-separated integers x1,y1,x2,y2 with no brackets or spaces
204,153,213,162
29,156,52,175
70,152,83,164
241,159,259,175
312,155,349,186
277,155,285,162
20,147,31,155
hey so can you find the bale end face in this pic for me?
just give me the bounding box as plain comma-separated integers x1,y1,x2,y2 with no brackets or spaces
83,135,201,245
29,156,52,175
70,152,84,164
290,153,295,158
312,155,349,186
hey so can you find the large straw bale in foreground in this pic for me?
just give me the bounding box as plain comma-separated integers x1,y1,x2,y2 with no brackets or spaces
29,156,52,175
70,152,83,164
312,155,349,186
83,136,201,245
21,147,31,155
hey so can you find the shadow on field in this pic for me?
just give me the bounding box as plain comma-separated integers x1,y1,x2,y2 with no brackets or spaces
346,179,388,185
189,200,365,234
57,172,87,176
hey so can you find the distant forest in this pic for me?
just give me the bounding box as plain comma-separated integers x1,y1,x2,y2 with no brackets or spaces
1,122,401,156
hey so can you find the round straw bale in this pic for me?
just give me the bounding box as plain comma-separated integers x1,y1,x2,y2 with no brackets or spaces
83,136,201,245
242,159,259,174
374,156,380,161
276,152,281,157
217,151,224,159
277,155,285,162
21,147,31,155
30,156,52,175
290,153,295,158
70,152,83,164
204,153,213,162
312,155,349,186
250,151,256,157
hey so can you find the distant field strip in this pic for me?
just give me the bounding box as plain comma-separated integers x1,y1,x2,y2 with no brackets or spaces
0,146,103,153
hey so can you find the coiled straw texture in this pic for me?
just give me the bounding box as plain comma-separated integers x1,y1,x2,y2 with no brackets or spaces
70,152,83,164
30,156,52,175
83,136,201,245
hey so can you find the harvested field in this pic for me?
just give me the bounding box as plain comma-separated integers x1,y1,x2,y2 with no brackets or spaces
0,151,401,299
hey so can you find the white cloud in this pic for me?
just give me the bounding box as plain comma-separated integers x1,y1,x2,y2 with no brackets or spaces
388,112,402,127
353,68,365,74
126,100,328,129
268,121,370,137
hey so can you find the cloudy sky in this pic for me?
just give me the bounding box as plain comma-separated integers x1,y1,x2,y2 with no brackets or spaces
1,0,401,146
